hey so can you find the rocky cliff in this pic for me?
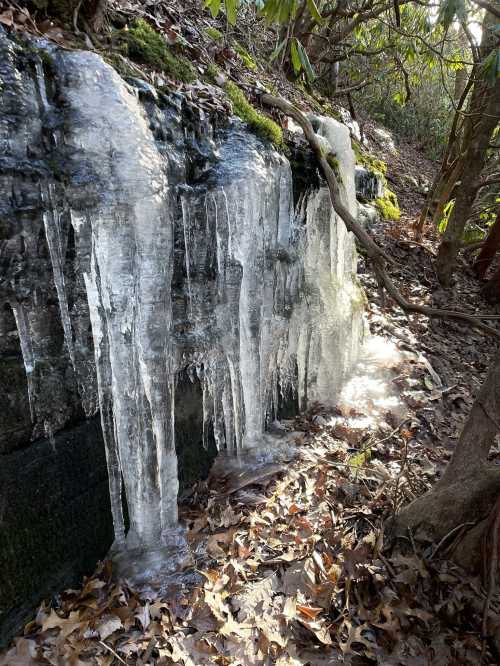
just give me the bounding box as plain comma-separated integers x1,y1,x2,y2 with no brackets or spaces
0,29,365,640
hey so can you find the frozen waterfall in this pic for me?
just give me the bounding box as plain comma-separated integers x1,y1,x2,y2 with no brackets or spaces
1,36,364,557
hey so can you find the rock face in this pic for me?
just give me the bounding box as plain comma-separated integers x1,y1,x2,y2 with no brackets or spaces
355,165,384,201
0,31,364,639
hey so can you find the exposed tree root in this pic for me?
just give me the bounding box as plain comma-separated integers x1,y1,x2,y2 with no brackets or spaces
391,348,500,577
391,467,500,552
260,94,500,340
482,496,500,643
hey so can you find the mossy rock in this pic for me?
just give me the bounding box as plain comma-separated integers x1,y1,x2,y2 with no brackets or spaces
352,141,387,178
118,19,195,83
326,153,343,184
207,65,282,148
375,188,400,221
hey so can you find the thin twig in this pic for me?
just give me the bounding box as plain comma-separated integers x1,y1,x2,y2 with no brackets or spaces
98,640,127,665
73,0,83,34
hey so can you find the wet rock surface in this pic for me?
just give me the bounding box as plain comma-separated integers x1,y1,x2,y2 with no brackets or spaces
0,418,113,643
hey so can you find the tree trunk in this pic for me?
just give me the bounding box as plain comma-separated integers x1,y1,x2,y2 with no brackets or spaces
474,209,500,278
392,349,500,569
416,10,496,241
415,75,473,238
435,77,500,286
88,0,108,32
482,263,500,303
430,155,466,227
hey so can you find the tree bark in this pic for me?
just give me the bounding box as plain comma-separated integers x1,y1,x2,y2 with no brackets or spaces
392,349,500,568
416,10,497,241
88,0,108,32
474,208,500,278
482,263,500,303
435,77,500,286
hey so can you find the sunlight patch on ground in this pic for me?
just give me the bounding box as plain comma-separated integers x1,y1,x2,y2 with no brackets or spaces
336,334,408,427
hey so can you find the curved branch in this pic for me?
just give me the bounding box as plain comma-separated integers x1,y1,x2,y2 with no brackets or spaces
470,0,500,18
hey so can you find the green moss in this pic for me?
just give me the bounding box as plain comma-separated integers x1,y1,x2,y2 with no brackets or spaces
352,141,387,178
326,153,343,184
234,42,257,71
103,53,142,79
205,26,224,41
349,448,372,469
375,188,400,221
319,101,342,122
206,65,282,147
225,81,282,146
119,19,195,83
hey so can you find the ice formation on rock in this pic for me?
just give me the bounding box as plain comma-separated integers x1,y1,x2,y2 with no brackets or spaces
0,34,365,554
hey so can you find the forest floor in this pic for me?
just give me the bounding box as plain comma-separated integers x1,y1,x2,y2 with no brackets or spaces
2,111,500,666
2,2,500,664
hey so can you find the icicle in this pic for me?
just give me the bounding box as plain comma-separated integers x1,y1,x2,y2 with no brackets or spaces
42,185,76,370
34,60,50,114
60,50,177,549
10,302,36,423
180,196,193,319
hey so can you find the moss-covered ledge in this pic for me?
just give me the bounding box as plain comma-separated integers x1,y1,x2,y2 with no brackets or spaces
207,65,283,148
116,19,196,83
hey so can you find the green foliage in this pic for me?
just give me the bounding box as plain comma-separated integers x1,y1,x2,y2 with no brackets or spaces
375,188,400,221
438,0,466,30
119,19,195,82
438,199,454,233
234,42,257,70
205,26,224,40
290,38,315,81
305,0,323,25
436,199,484,242
204,0,238,24
343,4,461,159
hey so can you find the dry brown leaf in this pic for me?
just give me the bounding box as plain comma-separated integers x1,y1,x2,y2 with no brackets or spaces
96,613,123,640
297,605,323,620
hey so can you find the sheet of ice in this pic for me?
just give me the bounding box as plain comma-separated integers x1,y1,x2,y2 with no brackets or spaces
7,42,365,559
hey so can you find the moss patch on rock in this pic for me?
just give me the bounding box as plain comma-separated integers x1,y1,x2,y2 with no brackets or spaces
119,19,195,83
375,187,400,221
225,80,282,146
206,65,282,147
326,153,343,184
352,141,387,178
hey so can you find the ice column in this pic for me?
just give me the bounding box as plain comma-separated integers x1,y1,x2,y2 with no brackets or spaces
59,52,177,549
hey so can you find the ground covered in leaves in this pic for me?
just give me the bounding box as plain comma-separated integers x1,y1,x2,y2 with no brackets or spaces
2,207,500,663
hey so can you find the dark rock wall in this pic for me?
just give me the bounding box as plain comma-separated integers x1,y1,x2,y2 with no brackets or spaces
0,419,113,643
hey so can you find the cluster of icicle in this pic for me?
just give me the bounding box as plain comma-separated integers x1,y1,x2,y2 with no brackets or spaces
6,42,364,552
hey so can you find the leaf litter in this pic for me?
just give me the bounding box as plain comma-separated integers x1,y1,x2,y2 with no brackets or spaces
2,309,499,664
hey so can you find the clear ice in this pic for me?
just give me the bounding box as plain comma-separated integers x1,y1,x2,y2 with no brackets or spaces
8,45,365,554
